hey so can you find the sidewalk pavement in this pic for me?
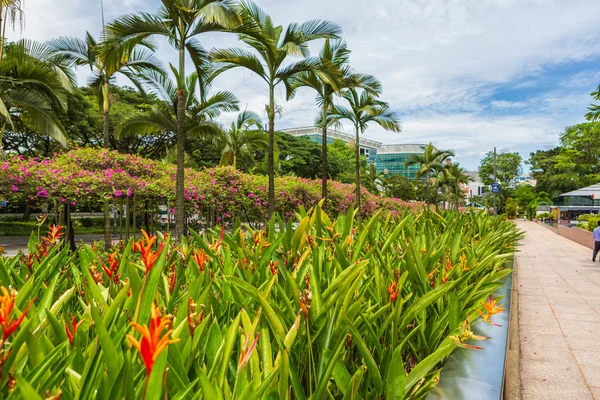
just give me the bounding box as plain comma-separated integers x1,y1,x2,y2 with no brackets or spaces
516,221,600,400
0,234,105,256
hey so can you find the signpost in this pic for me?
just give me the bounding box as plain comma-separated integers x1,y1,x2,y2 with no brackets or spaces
491,183,500,193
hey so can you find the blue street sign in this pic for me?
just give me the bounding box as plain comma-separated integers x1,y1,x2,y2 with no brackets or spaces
491,183,500,193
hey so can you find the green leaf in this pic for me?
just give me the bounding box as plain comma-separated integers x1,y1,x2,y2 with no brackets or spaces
386,345,404,400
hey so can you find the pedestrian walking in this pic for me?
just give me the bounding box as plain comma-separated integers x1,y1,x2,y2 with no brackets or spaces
593,221,600,262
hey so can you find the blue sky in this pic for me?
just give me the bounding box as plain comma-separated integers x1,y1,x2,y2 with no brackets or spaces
8,0,600,171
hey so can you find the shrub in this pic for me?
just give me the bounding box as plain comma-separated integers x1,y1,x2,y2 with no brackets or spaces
0,206,521,398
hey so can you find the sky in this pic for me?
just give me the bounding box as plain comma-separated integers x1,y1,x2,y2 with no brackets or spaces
7,0,600,171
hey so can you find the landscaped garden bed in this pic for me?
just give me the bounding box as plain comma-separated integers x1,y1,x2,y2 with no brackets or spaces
0,204,521,399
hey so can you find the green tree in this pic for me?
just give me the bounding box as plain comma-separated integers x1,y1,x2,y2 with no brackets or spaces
328,88,401,217
362,163,384,195
49,33,162,249
218,111,266,169
385,175,416,200
117,70,238,156
0,0,24,63
505,197,517,219
211,0,341,217
478,151,523,186
289,39,379,198
444,163,471,211
0,40,73,154
405,143,454,205
108,0,238,238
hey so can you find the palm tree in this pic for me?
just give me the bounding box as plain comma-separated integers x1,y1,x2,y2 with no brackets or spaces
288,39,380,199
118,69,239,151
406,143,455,206
0,40,74,153
211,0,341,217
362,163,385,196
446,163,471,211
108,0,239,238
217,110,265,169
328,88,401,217
0,0,24,63
48,32,162,249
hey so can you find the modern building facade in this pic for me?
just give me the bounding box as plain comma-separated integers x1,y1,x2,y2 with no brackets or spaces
282,126,426,180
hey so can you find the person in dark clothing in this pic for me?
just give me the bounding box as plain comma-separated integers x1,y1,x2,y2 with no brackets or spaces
593,221,600,262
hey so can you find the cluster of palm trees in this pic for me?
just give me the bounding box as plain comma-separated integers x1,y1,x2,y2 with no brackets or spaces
0,0,403,240
406,143,472,210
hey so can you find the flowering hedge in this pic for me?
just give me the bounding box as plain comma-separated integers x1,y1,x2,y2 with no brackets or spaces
0,148,421,221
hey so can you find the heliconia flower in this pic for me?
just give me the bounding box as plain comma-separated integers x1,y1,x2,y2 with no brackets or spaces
65,316,84,345
0,287,34,343
133,230,165,275
269,260,279,276
238,333,260,371
193,250,208,272
187,298,204,338
209,223,225,252
45,225,64,245
127,304,179,377
450,318,489,350
482,295,506,316
102,252,120,284
388,282,399,303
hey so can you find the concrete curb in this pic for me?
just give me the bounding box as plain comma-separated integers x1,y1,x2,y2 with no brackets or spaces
504,256,521,399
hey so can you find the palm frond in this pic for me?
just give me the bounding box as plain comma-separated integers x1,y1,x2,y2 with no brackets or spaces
117,103,176,138
211,48,267,81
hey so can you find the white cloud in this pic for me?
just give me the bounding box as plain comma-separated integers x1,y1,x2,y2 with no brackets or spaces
7,0,600,169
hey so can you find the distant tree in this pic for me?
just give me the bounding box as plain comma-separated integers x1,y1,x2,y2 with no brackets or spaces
218,111,266,169
478,151,523,186
505,197,517,219
362,164,385,195
385,175,416,201
405,143,454,205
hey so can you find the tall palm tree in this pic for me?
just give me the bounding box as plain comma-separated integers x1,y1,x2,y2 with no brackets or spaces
108,0,239,239
48,32,162,249
288,39,380,199
211,0,341,218
0,40,73,153
218,110,265,169
0,0,24,63
328,88,401,217
118,69,239,150
406,143,455,206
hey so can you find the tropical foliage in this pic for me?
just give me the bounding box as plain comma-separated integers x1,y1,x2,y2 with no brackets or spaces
0,204,521,399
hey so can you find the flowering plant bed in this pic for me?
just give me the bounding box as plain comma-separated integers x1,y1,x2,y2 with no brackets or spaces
0,206,520,399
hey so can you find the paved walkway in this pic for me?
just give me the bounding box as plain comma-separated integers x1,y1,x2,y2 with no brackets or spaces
516,221,600,400
0,234,104,256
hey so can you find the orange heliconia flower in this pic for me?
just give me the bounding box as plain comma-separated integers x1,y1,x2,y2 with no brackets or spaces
388,282,399,303
450,318,489,350
127,304,179,377
193,250,208,272
0,287,34,343
45,225,64,245
65,316,84,345
133,230,165,274
209,224,225,252
477,295,506,326
269,260,279,276
102,252,120,283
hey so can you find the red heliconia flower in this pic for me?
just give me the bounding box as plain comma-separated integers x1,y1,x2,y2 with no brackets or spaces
133,230,165,274
209,223,225,252
168,264,176,295
269,260,279,276
65,316,84,345
388,282,399,303
45,225,64,245
0,287,34,343
193,250,208,272
127,304,179,377
102,252,120,284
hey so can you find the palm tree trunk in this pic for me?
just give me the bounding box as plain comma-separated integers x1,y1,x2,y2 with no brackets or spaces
0,7,6,65
267,83,275,219
233,153,237,170
103,81,111,250
321,107,328,200
425,171,431,206
355,125,361,219
175,45,186,239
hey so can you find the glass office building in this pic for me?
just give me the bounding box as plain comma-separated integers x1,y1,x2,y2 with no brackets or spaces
282,127,426,180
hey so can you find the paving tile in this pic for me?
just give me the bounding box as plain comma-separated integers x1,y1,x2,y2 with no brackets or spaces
521,378,593,400
572,350,600,369
581,365,600,387
591,387,600,400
